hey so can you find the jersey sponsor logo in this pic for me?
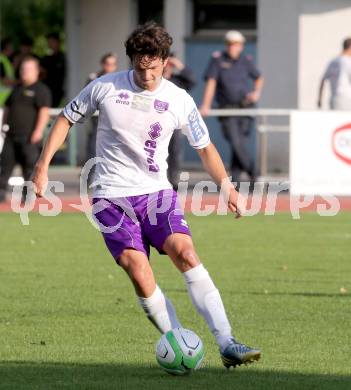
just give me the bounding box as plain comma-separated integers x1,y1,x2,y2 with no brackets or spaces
116,91,130,105
132,95,152,112
118,92,129,99
332,122,351,165
188,108,206,142
148,122,162,140
154,99,169,113
144,122,162,172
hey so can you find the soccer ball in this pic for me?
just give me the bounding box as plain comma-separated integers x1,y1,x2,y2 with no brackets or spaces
155,328,204,375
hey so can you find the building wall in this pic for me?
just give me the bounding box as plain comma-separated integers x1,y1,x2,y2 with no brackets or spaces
298,1,351,109
257,0,300,172
164,0,188,61
65,0,136,163
258,0,351,109
67,0,135,93
257,0,351,173
258,0,300,109
65,0,351,170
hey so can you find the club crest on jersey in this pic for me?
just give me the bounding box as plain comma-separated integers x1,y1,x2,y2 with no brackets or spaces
188,108,206,142
116,91,130,105
154,99,169,113
149,122,162,140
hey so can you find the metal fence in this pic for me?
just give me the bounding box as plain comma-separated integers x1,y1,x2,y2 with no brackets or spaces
47,107,291,176
208,108,291,177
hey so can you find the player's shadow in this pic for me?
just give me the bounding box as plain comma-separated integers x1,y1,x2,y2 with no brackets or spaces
0,362,350,390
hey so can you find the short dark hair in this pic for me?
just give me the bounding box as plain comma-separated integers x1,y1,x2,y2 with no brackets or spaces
343,38,351,51
125,21,173,62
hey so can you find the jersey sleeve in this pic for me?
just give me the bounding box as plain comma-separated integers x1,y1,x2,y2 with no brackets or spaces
63,79,100,124
179,93,211,149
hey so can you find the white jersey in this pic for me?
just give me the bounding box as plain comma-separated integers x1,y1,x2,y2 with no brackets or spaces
63,70,210,197
323,55,351,109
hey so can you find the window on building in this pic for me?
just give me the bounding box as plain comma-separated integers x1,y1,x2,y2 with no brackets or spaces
193,0,257,33
138,0,164,25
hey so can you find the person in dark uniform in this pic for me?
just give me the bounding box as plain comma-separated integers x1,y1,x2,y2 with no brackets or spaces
41,33,65,107
0,56,51,202
163,55,196,189
200,30,264,186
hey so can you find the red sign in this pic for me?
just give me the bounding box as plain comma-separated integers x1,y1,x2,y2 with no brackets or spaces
332,123,351,165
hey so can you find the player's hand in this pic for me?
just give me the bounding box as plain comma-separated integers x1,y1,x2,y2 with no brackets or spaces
228,187,246,219
30,130,43,144
31,162,48,197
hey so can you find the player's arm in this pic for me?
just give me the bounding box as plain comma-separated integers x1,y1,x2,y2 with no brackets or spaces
32,79,100,196
32,114,72,196
181,93,244,216
199,78,217,117
197,142,245,218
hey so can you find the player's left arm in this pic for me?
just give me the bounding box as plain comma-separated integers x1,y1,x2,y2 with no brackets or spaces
181,94,245,217
197,142,246,218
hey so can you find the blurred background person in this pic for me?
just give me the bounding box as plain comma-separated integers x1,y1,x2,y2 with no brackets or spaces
0,56,51,203
200,30,264,187
318,37,351,110
41,32,66,107
0,38,16,106
163,54,196,189
85,52,118,184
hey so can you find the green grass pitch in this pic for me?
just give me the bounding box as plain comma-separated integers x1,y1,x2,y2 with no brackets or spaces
0,212,350,389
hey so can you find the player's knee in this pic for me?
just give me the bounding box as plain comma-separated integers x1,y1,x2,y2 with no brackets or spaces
133,261,152,282
176,247,200,272
119,250,151,282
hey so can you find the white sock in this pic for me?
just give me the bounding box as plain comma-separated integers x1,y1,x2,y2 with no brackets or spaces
138,285,181,334
183,264,232,352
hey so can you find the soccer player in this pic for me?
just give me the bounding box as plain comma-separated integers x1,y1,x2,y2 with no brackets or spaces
31,22,261,368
